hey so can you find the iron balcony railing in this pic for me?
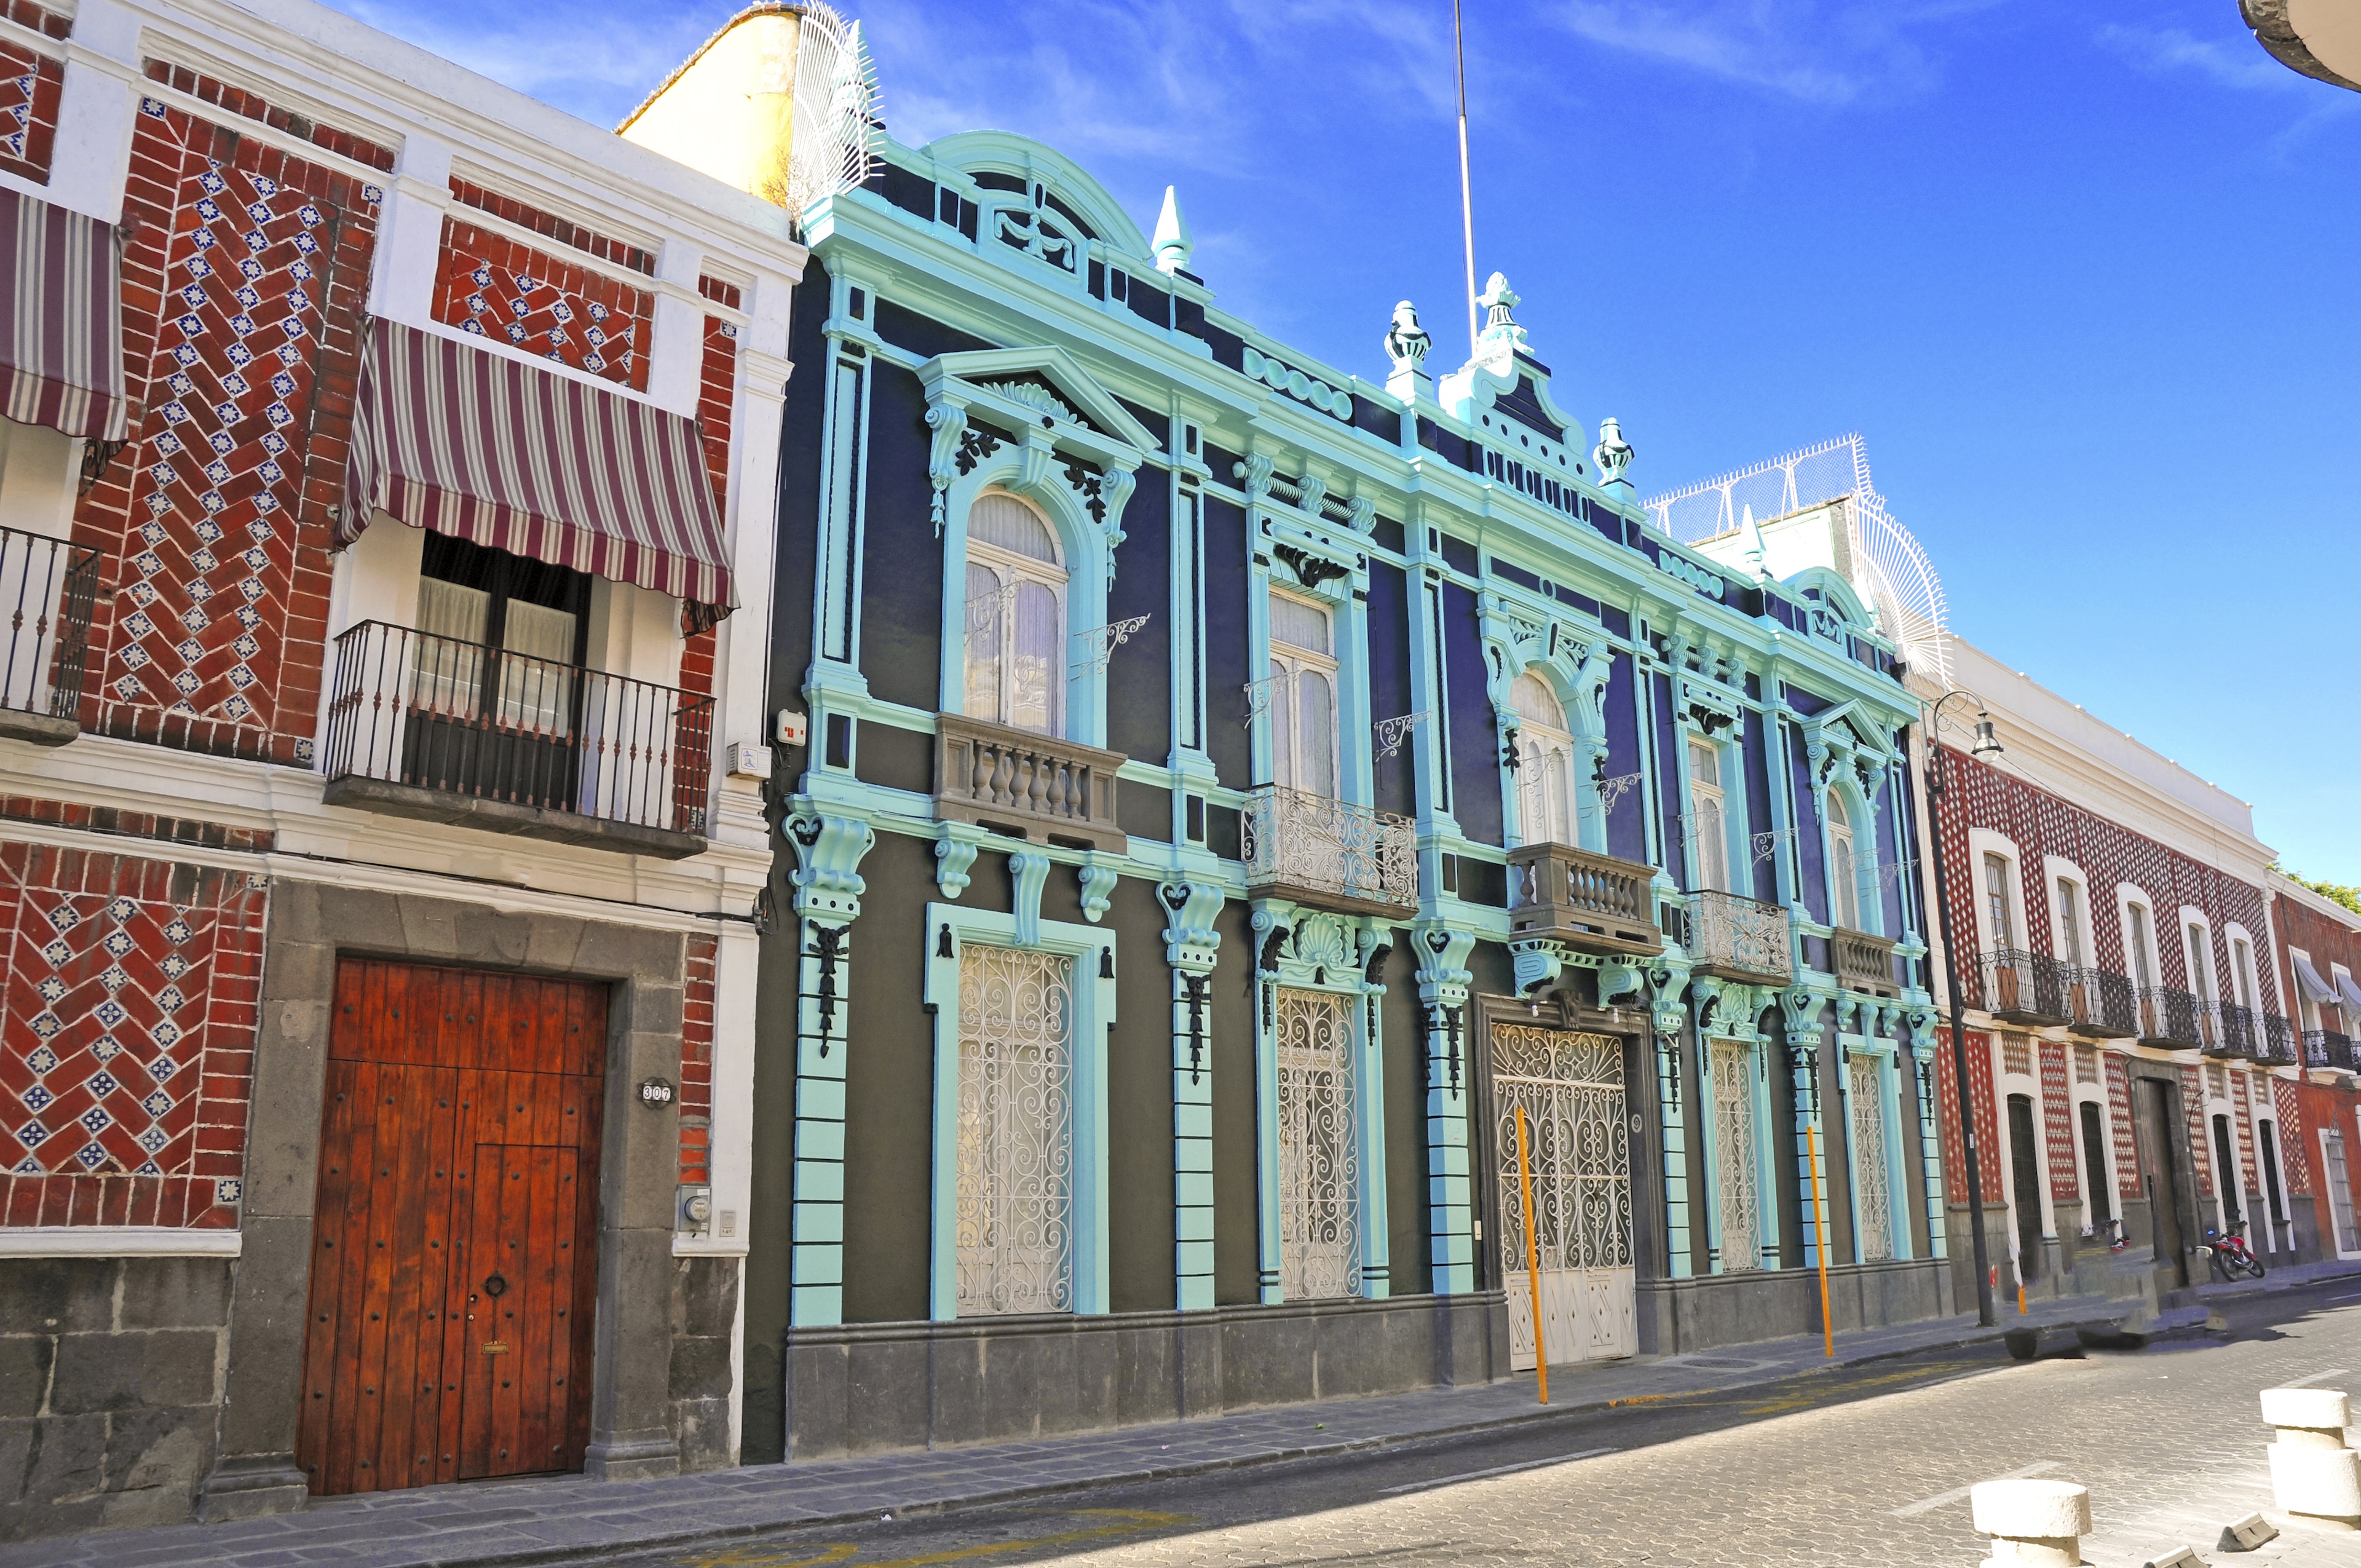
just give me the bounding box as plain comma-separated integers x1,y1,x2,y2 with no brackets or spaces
323,619,714,840
0,522,101,737
2135,986,2203,1050
1242,785,1417,916
934,711,1127,853
1979,949,2067,1026
1685,889,1792,986
1831,927,1900,999
1506,841,1663,957
2256,1014,2298,1067
2215,1003,2262,1060
2304,1030,2355,1071
2059,966,2137,1039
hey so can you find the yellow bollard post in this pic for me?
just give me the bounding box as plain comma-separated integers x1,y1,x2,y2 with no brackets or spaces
1516,1105,1548,1403
1808,1123,1833,1359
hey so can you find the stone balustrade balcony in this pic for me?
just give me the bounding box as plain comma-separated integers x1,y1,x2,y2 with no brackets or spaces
1832,927,1900,999
933,712,1128,853
1505,842,1663,958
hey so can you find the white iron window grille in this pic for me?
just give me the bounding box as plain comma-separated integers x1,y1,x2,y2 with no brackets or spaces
1276,987,1359,1300
955,944,1075,1315
1492,1023,1635,1368
1711,1040,1762,1272
1848,1053,1894,1261
1243,786,1418,913
1688,890,1793,983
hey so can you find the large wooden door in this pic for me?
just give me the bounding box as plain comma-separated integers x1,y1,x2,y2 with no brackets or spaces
2134,1075,2189,1286
298,959,607,1495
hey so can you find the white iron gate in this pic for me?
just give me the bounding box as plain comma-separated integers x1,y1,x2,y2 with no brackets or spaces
955,944,1075,1315
1711,1039,1762,1272
1848,1053,1894,1261
1493,1023,1635,1368
1276,987,1359,1299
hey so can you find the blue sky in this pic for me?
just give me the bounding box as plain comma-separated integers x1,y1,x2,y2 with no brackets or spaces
338,0,2361,881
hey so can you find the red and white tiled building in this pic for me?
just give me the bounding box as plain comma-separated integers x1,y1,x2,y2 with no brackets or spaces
0,0,799,1537
1912,633,2304,1312
2265,873,2361,1261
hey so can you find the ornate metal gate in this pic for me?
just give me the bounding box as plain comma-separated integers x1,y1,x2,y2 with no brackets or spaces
1710,1039,1762,1271
1492,1023,1634,1368
1276,986,1359,1299
1848,1053,1894,1261
955,944,1075,1315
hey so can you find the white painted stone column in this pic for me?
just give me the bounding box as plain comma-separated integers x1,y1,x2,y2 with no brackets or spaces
362,135,449,328
2262,1386,2361,1530
1970,1477,2090,1567
39,0,137,221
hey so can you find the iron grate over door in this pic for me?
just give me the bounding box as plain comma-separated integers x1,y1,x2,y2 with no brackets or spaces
1492,1023,1634,1368
1848,1053,1894,1262
1710,1040,1762,1272
1276,987,1360,1301
954,943,1075,1315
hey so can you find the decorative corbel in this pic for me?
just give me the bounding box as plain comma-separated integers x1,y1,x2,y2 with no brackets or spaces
1158,878,1225,972
934,824,984,900
1511,936,1567,997
1097,463,1139,557
1018,426,1058,493
1598,960,1645,1008
1344,494,1375,535
1077,853,1120,924
1010,849,1050,947
1295,470,1327,518
1233,453,1275,504
925,400,968,536
785,810,876,923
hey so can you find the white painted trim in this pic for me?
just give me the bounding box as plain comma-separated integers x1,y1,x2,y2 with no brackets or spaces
1967,828,2030,957
2114,884,2163,992
2041,855,2092,967
0,1227,242,1256
2177,905,2218,1004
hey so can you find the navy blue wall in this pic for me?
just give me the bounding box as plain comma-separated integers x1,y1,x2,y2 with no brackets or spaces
860,362,944,714
1367,564,1415,817
1604,652,1647,865
1107,472,1171,764
1442,582,1502,845
1203,497,1253,788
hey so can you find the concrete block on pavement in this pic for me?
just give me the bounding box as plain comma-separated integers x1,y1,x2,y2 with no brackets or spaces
2260,1385,2360,1530
2215,1511,2276,1551
2139,1549,2204,1568
2258,1387,2349,1433
1971,1476,2090,1566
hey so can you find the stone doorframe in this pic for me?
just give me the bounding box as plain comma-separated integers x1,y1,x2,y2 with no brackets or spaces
200,881,690,1521
1465,991,1651,1299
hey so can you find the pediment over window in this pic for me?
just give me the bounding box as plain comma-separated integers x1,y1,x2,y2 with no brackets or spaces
920,345,1160,464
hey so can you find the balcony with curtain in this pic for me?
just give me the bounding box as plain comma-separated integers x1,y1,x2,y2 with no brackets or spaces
2135,986,2204,1050
1243,786,1417,916
1978,949,2067,1026
2059,967,2137,1039
1680,889,1792,986
1506,842,1662,958
0,523,101,746
322,620,713,858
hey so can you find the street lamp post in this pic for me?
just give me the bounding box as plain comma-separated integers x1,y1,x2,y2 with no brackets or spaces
1923,692,2003,1328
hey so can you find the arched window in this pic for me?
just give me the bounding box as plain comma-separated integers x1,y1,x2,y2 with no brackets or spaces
964,492,1066,735
1688,737,1728,892
1267,589,1337,797
1510,672,1576,845
1827,790,1860,931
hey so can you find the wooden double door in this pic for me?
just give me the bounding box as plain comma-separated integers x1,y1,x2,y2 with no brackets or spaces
298,958,607,1495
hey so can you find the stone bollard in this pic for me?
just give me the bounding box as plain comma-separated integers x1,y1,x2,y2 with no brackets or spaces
2260,1387,2361,1531
1971,1478,2093,1567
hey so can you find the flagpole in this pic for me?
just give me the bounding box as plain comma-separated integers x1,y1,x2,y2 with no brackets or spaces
1453,0,1478,357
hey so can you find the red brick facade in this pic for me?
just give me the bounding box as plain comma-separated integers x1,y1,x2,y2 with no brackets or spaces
0,8,65,185
430,216,649,390
679,934,716,1186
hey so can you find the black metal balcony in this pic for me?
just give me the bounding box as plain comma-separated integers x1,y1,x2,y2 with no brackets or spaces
2136,986,2203,1049
2305,1030,2356,1070
1686,890,1793,986
2059,967,2137,1039
2215,1004,2261,1060
0,523,100,746
1832,927,1900,999
1507,842,1663,958
2256,1015,2298,1067
322,619,714,858
1979,949,2067,1026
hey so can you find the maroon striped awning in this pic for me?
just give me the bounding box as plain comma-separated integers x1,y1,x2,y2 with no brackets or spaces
0,187,129,443
342,317,732,624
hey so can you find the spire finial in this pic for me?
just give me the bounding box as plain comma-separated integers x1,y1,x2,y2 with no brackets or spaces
1739,504,1770,580
1152,186,1193,275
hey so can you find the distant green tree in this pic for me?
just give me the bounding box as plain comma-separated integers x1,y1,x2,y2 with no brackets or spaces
2274,862,2361,918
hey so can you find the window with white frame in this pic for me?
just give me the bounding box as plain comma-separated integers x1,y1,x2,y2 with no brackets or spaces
1827,791,1861,931
2291,949,2323,1032
1511,672,1576,845
2055,878,2086,967
1688,737,1729,893
2185,921,2213,1002
1983,853,2017,951
2231,936,2258,1012
1267,588,1337,798
2126,901,2156,989
963,491,1066,735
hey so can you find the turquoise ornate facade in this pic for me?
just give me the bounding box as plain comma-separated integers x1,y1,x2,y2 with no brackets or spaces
746,125,1947,1459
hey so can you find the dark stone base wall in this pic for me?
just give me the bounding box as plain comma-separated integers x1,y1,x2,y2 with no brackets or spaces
0,1256,232,1542
1637,1257,1951,1356
781,1292,1506,1460
671,1256,742,1472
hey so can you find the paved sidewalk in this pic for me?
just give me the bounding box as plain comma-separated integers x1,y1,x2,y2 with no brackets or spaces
3,1287,2325,1568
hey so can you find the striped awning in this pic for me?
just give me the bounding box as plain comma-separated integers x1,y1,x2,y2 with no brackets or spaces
0,187,129,442
342,317,732,625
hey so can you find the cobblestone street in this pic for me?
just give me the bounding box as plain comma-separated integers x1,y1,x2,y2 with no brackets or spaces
609,1285,2361,1568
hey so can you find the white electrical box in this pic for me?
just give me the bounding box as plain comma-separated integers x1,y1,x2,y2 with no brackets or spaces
775,708,809,747
726,742,773,780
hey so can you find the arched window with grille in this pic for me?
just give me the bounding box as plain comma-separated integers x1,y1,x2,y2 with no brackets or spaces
1827,790,1861,931
963,491,1066,735
1267,588,1337,798
1511,672,1576,846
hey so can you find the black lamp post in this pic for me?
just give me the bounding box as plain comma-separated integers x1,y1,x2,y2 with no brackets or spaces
1923,692,2003,1328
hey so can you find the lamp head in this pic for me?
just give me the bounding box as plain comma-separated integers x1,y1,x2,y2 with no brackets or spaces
1971,712,2003,760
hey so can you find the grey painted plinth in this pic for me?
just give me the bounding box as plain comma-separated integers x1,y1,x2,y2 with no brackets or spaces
782,1293,1506,1460
1637,1257,1952,1356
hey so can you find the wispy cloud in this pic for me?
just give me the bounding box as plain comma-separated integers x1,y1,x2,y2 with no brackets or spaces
331,0,722,126
2095,23,2296,92
1541,1,2001,105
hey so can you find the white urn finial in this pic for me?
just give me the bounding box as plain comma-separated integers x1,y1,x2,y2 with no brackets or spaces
1593,416,1634,487
1385,300,1432,373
